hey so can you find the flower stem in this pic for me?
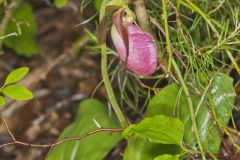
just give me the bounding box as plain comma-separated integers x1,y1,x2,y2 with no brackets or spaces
100,43,128,128
133,0,152,33
172,59,206,160
161,2,205,157
162,0,172,73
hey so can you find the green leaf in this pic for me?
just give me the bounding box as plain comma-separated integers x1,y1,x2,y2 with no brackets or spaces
145,83,179,117
204,74,235,152
3,2,38,57
122,115,183,160
123,115,184,145
4,67,29,85
0,96,5,106
154,154,179,160
54,0,68,8
2,85,33,100
123,137,182,160
48,99,122,160
145,73,235,153
145,83,197,147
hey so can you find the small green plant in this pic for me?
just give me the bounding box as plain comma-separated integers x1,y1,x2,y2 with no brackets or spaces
0,67,33,107
48,0,238,159
0,1,38,57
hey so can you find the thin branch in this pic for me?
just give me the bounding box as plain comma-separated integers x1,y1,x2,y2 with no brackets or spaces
0,116,123,152
13,128,123,148
1,116,16,141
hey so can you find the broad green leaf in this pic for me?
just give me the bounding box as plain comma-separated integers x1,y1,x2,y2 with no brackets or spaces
0,96,5,106
4,67,29,85
2,85,33,100
145,73,235,153
123,115,184,145
145,83,179,117
3,2,38,57
122,115,184,160
122,84,185,160
54,0,68,8
0,0,4,4
48,99,122,160
123,137,182,160
145,83,198,147
154,154,179,160
204,74,235,152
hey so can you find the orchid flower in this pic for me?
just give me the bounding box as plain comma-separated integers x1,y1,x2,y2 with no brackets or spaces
111,9,157,76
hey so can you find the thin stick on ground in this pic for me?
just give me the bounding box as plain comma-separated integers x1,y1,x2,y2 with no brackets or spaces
0,116,124,153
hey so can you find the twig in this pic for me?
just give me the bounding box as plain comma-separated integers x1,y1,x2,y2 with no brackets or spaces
0,116,16,141
0,116,123,152
1,128,124,148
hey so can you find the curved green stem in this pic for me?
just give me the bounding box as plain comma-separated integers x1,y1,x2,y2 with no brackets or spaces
172,59,206,160
162,0,172,72
161,0,205,157
101,43,128,128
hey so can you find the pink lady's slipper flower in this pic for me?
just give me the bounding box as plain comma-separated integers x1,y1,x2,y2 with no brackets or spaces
111,9,157,76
